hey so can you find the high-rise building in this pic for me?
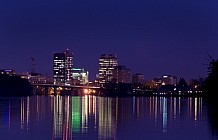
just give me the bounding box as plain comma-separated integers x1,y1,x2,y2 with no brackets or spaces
132,73,145,85
98,54,118,85
72,68,89,85
112,65,131,83
153,75,177,86
162,75,177,85
53,49,73,85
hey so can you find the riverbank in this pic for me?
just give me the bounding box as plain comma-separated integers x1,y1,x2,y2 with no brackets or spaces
0,74,32,96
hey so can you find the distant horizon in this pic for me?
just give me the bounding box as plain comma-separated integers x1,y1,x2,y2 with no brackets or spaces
0,50,209,82
1,0,217,81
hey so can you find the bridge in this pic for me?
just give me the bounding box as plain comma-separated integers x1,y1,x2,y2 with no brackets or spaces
32,83,101,95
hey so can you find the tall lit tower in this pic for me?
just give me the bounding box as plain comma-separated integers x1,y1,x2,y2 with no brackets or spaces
98,54,118,85
53,49,73,85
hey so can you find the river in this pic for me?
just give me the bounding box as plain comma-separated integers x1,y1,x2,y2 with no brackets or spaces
0,95,217,140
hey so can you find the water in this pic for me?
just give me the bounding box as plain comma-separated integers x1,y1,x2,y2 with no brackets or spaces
0,95,217,140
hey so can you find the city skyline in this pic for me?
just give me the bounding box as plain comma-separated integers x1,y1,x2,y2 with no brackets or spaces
0,47,213,81
1,0,218,80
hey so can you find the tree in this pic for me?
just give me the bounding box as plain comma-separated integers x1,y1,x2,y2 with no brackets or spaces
204,58,218,135
177,78,189,92
204,58,218,97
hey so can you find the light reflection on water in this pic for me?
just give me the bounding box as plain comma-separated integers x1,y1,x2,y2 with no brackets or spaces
0,96,216,140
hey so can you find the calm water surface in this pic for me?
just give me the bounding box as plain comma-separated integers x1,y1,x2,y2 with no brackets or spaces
0,95,217,140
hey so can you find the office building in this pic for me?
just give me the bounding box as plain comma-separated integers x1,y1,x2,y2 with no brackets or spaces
0,69,16,76
112,65,131,83
53,49,73,85
72,68,89,85
98,54,118,85
162,75,177,85
153,75,177,86
132,73,145,85
20,72,53,84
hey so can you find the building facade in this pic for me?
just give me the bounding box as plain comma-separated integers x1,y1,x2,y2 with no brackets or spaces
98,54,118,85
0,69,16,76
53,49,73,85
132,73,145,85
112,65,131,83
162,75,177,85
153,75,177,86
20,72,53,84
72,68,89,85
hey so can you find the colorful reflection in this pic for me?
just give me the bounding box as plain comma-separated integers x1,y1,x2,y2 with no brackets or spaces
72,97,80,133
0,96,214,140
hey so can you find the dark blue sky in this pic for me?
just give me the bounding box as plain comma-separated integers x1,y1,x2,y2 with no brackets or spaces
0,0,218,80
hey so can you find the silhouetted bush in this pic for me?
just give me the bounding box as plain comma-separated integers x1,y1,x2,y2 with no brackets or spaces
103,82,132,96
204,59,218,135
204,59,218,98
0,74,32,96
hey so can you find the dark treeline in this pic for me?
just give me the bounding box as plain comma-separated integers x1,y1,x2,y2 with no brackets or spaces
203,58,218,136
203,58,218,96
0,74,32,96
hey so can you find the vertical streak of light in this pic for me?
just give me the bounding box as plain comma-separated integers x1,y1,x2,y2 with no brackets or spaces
53,95,59,139
98,97,102,139
173,98,176,120
36,95,39,121
71,97,73,139
53,95,57,139
62,98,65,140
85,95,88,119
179,97,181,115
150,97,152,117
188,98,190,117
91,95,93,115
91,96,93,116
65,96,69,140
189,98,192,117
137,97,139,118
163,98,167,132
21,98,24,129
60,96,63,138
170,98,173,121
160,97,163,114
8,101,11,129
89,95,91,115
83,95,88,132
27,96,29,130
81,97,84,132
133,96,135,115
199,98,202,119
112,97,118,140
153,97,155,118
70,97,72,140
194,98,197,122
20,99,22,129
152,97,155,118
54,95,63,139
94,96,97,128
54,96,56,139
200,98,202,118
51,96,54,113
154,97,158,127
52,96,54,140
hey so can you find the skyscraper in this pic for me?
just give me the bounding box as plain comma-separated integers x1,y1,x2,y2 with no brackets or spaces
98,54,118,85
132,73,145,85
72,68,89,85
112,65,131,83
53,49,73,85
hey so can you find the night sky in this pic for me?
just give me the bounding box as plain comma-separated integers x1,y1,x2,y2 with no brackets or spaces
1,0,218,80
